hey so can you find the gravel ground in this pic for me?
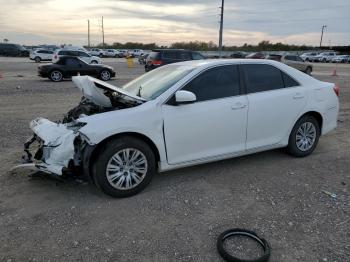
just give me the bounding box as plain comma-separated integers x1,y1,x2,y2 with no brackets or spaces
0,58,349,262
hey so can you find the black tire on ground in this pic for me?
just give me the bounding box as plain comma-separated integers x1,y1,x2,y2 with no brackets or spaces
34,56,41,63
99,54,103,58
49,70,63,82
92,136,156,198
287,115,320,157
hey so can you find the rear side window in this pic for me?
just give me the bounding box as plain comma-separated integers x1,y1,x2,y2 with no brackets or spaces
78,51,89,57
285,55,296,61
282,72,299,87
243,64,284,93
177,52,191,60
192,52,205,60
149,51,160,60
162,51,177,59
183,65,240,102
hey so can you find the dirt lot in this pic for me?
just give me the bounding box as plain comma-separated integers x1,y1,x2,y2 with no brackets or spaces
0,58,349,262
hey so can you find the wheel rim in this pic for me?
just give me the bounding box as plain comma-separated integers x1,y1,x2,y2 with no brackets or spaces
101,70,110,80
91,61,97,64
296,122,316,151
106,148,148,190
51,71,62,81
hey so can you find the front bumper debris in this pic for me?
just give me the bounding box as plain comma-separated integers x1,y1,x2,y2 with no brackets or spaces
15,118,79,175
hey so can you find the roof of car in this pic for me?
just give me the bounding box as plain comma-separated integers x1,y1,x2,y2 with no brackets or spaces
152,49,188,52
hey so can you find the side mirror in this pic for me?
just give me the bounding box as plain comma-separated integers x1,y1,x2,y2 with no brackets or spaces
175,90,196,104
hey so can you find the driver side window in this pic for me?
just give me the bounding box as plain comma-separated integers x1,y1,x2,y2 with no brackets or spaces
182,65,240,102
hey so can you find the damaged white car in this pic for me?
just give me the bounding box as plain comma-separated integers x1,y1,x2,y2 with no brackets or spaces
15,60,339,197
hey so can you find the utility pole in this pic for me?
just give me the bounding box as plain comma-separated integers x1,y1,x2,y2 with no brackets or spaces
102,16,105,48
218,0,224,58
87,19,90,48
320,25,327,48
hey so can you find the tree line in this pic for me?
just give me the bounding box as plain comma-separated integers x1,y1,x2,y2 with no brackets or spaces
94,40,349,52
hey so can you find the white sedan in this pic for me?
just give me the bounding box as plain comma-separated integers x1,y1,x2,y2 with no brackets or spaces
16,59,339,197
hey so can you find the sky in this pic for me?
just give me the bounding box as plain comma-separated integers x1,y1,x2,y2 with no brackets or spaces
0,0,349,47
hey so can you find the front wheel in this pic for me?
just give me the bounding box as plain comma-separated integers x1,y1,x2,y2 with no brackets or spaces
287,115,320,157
91,60,98,64
93,137,156,197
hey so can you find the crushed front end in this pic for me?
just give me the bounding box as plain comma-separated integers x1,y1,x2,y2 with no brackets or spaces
17,118,88,176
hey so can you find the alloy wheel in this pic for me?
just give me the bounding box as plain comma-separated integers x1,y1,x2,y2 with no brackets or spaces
106,148,148,190
296,122,316,151
101,70,110,80
50,71,62,81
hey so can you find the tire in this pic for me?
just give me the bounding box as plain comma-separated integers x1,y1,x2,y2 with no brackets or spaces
100,70,111,81
287,115,320,157
99,54,103,58
91,60,98,64
92,137,156,198
49,70,63,82
305,66,312,75
34,56,41,63
305,58,310,62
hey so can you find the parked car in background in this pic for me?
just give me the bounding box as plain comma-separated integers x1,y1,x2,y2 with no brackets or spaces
52,49,101,64
230,51,247,58
29,49,54,62
117,50,128,58
281,55,313,75
246,52,265,59
38,56,115,82
331,55,350,63
104,49,119,57
265,54,282,61
300,52,319,62
20,59,339,197
89,48,105,57
138,53,149,64
130,49,144,57
314,52,337,63
0,43,29,57
145,49,205,71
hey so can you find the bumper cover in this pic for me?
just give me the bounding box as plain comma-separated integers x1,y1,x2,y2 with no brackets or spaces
20,118,79,175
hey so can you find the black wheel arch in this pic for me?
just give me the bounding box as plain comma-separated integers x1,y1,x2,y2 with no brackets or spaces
83,132,161,181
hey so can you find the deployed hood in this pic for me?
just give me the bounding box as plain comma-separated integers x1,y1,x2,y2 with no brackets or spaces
72,76,146,107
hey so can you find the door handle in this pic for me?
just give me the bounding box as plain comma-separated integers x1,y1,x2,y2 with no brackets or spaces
231,103,247,110
293,93,304,99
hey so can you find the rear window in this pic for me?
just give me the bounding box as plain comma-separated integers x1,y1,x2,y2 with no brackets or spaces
149,51,160,60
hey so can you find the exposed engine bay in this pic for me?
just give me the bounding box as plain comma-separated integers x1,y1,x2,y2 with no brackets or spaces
63,76,143,123
12,76,145,176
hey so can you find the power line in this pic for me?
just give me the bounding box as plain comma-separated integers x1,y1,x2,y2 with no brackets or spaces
218,0,224,57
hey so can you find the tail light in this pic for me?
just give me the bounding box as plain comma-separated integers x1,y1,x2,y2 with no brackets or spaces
333,84,339,96
152,60,162,66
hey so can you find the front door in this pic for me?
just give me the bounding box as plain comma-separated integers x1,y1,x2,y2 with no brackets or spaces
162,65,248,165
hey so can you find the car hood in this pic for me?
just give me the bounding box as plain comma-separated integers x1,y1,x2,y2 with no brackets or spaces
72,76,146,108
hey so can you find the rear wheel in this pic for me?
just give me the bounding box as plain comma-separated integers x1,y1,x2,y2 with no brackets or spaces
92,137,156,197
34,56,41,63
49,70,63,82
287,115,320,157
91,60,98,64
100,70,111,81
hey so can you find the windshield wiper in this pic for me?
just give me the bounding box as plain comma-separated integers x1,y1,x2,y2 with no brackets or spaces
137,86,142,98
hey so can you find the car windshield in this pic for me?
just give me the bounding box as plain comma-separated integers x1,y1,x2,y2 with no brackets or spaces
123,65,194,100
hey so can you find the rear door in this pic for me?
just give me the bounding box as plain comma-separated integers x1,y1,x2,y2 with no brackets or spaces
242,64,307,149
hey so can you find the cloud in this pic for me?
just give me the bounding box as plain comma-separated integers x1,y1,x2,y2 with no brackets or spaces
0,0,349,46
